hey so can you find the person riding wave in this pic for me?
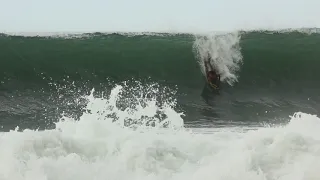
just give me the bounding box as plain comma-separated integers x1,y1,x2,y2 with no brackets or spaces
204,57,220,90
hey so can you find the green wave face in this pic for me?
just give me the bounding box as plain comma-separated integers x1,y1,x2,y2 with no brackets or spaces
1,31,319,88
0,33,201,88
1,30,320,129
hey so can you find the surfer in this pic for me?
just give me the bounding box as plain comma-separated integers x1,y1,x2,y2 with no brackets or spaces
204,57,220,90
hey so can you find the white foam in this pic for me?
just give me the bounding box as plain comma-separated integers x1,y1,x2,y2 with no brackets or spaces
193,31,243,85
1,82,320,180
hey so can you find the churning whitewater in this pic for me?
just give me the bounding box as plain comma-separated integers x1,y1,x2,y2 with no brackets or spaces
1,83,320,180
1,28,320,180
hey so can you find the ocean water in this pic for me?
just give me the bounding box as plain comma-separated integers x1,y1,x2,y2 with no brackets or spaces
1,28,320,179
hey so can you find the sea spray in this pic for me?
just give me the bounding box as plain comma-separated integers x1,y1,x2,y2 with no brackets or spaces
193,32,243,85
57,80,185,130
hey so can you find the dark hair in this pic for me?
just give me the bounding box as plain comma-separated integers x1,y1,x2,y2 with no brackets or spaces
208,71,216,75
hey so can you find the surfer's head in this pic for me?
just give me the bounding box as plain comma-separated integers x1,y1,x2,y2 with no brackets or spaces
209,71,216,76
208,71,217,79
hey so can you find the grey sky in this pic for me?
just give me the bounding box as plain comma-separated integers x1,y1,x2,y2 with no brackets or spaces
0,0,319,33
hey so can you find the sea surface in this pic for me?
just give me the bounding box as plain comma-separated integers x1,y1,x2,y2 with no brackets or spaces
1,29,320,180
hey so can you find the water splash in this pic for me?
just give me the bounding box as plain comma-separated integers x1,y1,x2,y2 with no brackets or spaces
193,32,243,85
57,80,185,130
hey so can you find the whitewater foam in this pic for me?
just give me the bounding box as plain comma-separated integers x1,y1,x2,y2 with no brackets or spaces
1,80,320,180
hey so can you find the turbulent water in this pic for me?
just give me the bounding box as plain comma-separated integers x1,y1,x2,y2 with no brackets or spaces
1,29,320,180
